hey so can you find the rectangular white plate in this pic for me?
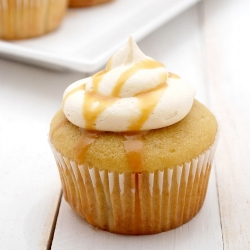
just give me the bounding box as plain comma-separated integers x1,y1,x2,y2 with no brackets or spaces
0,0,201,73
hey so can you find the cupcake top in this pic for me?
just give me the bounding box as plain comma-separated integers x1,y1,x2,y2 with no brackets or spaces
50,100,218,172
62,37,195,131
50,38,217,172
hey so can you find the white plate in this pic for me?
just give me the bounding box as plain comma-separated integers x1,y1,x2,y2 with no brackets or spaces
0,0,201,73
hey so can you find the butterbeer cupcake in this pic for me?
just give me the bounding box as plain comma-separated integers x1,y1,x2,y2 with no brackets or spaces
0,0,68,40
49,37,218,235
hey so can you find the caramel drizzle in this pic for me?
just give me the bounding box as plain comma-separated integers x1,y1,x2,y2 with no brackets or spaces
50,116,68,139
82,92,118,130
123,132,147,172
128,81,167,131
91,57,113,92
111,60,166,97
62,84,85,109
74,130,147,173
81,58,119,130
105,57,113,71
63,59,167,131
74,129,100,164
91,70,106,92
86,59,167,130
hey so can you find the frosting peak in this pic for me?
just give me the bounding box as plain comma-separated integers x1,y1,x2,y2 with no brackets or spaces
63,37,195,131
108,37,154,68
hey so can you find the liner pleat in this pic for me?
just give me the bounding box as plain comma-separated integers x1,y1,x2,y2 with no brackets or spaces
50,137,218,235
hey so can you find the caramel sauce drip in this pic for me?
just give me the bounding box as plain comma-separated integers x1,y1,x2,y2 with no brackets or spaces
91,69,106,92
63,59,168,131
50,116,68,139
83,58,117,130
82,92,118,130
74,129,100,164
111,60,167,97
91,57,113,92
62,84,86,109
123,132,146,172
89,62,167,130
128,82,167,131
105,57,113,71
74,130,147,172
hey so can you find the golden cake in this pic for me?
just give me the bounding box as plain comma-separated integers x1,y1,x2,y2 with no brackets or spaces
0,0,68,40
49,37,218,235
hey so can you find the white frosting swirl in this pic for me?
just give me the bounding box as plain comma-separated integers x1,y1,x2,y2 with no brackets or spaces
63,37,195,131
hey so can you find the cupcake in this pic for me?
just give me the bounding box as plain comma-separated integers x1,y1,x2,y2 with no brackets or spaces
69,0,112,7
0,0,68,40
49,37,218,235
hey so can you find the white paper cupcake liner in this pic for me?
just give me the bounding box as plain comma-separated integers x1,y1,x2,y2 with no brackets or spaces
50,135,218,234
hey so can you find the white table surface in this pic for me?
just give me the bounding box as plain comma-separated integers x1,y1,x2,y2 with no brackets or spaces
1,0,250,249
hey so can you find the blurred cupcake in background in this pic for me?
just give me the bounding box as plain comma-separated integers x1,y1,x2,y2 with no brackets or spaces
0,0,68,40
69,0,112,7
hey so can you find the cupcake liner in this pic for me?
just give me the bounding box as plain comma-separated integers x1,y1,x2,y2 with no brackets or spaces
50,135,218,235
0,0,67,40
